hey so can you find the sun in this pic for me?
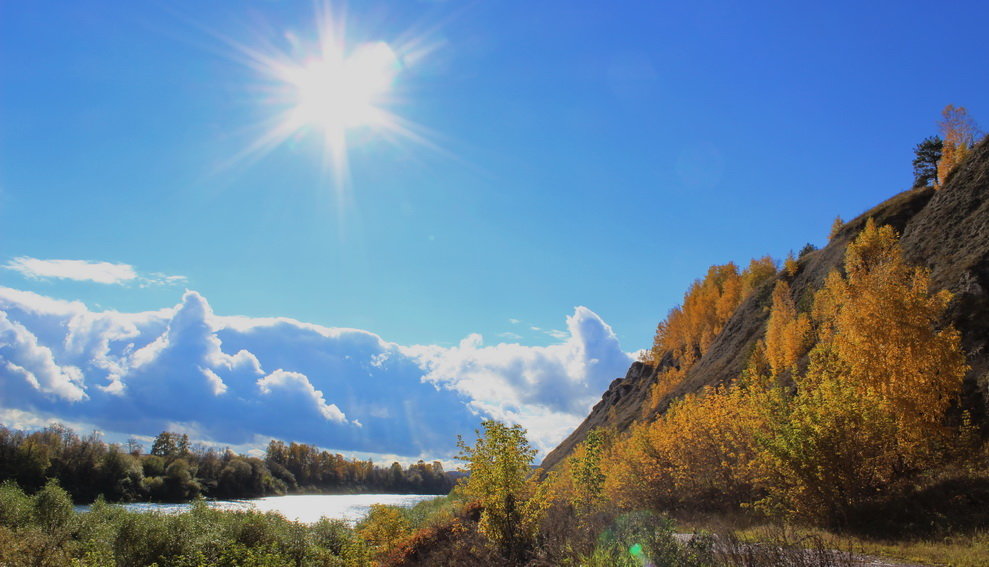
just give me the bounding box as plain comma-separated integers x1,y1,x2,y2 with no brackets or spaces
284,41,400,139
231,6,436,190
261,35,404,186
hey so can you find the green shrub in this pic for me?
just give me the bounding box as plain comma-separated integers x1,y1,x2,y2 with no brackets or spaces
33,479,74,532
585,511,713,567
0,481,33,528
310,518,354,555
0,478,375,566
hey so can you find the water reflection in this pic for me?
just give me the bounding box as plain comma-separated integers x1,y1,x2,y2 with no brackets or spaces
76,493,440,524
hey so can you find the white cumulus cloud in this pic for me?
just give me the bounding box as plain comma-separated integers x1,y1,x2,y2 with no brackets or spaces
0,287,632,459
0,311,87,402
406,306,632,453
258,369,347,423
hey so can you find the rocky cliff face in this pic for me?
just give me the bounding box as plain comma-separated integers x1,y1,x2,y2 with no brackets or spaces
541,138,989,472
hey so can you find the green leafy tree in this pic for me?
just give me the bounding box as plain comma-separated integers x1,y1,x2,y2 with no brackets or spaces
912,135,942,188
150,431,190,459
33,479,73,532
570,428,608,512
30,480,75,565
456,420,547,564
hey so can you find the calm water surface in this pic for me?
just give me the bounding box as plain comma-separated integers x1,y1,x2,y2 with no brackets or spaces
76,493,441,524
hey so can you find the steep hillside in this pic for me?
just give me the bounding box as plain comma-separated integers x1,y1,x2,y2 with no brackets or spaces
542,138,989,472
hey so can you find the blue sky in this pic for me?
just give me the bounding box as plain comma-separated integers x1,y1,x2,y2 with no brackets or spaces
1,0,987,458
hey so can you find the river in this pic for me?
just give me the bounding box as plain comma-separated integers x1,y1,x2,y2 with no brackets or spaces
74,493,442,524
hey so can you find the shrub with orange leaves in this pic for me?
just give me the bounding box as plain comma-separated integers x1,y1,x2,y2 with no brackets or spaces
757,219,968,522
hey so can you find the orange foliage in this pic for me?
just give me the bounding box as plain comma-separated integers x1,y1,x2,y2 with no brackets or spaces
936,104,980,187
606,385,767,511
645,257,776,410
762,280,812,378
597,220,968,525
809,219,966,450
758,219,968,520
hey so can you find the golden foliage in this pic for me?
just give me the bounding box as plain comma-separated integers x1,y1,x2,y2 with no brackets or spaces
606,385,767,510
645,257,777,411
743,256,779,292
829,216,844,240
357,504,412,556
758,219,968,520
600,421,659,510
783,252,798,277
597,220,968,525
763,281,812,378
937,104,980,187
815,219,964,447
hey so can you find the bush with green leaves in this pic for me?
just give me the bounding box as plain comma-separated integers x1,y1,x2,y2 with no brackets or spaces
584,511,714,567
0,480,375,566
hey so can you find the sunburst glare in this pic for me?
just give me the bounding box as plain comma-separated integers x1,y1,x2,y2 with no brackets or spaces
230,4,434,192
284,41,399,134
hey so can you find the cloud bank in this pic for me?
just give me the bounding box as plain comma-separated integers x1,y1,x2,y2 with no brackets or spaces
0,287,632,458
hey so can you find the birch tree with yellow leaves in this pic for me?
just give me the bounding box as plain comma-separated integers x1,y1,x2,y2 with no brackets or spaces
936,104,981,187
760,219,968,521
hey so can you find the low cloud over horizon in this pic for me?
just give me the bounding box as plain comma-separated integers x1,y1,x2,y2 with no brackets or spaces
0,287,632,460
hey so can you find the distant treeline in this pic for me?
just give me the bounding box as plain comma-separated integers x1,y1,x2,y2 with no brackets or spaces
0,424,453,503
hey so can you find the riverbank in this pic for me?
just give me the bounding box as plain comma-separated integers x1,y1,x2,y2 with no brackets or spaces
1,480,459,565
0,424,454,505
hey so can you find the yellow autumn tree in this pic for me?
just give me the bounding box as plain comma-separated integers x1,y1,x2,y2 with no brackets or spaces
456,421,548,562
596,221,968,526
742,256,779,293
654,386,766,508
601,422,660,510
782,251,798,277
759,219,968,521
604,384,768,511
356,504,413,557
937,104,980,187
762,280,812,378
820,219,965,446
829,216,844,240
646,257,776,410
